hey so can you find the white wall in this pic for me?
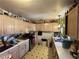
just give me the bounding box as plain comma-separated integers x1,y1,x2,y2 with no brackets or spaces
35,32,54,46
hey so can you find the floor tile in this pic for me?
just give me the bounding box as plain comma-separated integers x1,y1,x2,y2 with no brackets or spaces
22,45,56,59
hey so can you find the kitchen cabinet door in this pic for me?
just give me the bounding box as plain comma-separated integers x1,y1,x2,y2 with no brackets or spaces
25,22,29,32
22,21,26,32
9,46,19,59
3,15,14,34
14,18,21,33
0,56,2,59
10,18,15,34
28,23,36,31
0,54,3,59
36,24,44,31
19,20,24,33
44,23,53,31
23,22,27,32
67,6,78,40
19,41,26,59
25,39,29,52
52,23,59,32
31,24,36,31
0,15,4,34
20,21,24,32
14,18,18,33
0,50,10,59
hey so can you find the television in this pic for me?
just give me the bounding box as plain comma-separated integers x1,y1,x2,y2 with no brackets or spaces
38,31,42,36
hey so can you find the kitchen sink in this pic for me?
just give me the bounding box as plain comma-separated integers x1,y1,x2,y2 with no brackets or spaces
0,45,13,53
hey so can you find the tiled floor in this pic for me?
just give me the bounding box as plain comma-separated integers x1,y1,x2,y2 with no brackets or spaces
22,45,56,59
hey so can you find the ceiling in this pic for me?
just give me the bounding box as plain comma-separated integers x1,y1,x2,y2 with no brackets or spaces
0,0,75,20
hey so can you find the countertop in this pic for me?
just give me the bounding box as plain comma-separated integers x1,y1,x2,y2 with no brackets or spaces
0,40,26,54
53,37,74,59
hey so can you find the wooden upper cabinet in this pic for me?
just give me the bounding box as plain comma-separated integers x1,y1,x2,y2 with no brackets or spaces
18,20,23,33
0,15,29,34
20,21,24,32
0,15,4,34
21,21,26,32
0,15,59,34
28,23,36,31
67,5,78,40
65,4,79,40
0,15,36,34
52,23,59,32
2,16,17,34
25,22,29,32
36,23,59,32
3,15,14,34
41,24,45,31
14,19,28,33
44,23,52,31
31,23,36,31
44,23,59,32
9,17,15,34
14,18,20,33
36,24,44,31
23,22,27,32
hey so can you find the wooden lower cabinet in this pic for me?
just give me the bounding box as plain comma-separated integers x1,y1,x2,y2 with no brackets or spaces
52,46,59,59
52,40,59,59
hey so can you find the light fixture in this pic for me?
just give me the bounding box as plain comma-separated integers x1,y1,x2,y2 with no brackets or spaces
17,0,32,2
16,0,32,5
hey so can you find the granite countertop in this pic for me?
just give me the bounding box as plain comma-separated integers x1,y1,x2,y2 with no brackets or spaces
53,37,74,59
